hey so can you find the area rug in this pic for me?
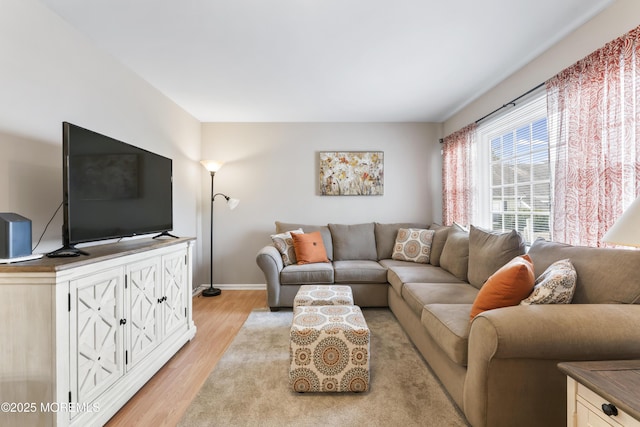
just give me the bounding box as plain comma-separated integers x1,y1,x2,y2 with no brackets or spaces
179,308,468,427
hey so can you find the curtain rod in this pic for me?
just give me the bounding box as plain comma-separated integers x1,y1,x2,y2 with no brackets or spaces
439,82,545,144
474,82,545,124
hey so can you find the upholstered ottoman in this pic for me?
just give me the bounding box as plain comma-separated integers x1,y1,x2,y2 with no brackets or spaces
289,305,370,393
293,285,354,308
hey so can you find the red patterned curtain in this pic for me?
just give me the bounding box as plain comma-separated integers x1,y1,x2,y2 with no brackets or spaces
547,25,640,247
442,123,477,226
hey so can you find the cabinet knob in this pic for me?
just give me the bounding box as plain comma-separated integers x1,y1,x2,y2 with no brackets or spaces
119,318,127,326
602,403,618,417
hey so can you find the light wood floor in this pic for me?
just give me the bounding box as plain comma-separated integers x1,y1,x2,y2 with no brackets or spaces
105,289,268,427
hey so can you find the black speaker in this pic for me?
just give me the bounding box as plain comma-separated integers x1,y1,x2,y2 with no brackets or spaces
0,213,32,259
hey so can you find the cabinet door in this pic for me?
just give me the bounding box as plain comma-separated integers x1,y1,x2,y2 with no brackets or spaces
161,250,188,338
127,257,161,369
70,267,125,407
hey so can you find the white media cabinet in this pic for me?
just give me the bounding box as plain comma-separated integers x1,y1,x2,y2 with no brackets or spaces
0,237,196,427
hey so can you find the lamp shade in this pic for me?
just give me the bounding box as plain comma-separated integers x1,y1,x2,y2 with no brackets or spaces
603,196,640,247
227,198,240,210
200,160,223,173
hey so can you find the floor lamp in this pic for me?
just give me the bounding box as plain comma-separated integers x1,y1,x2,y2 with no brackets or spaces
201,160,240,297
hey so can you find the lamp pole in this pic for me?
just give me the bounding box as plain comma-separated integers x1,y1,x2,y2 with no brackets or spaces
203,170,222,297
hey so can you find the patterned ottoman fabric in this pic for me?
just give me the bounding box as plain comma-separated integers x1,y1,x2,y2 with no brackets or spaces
290,305,370,393
293,285,354,308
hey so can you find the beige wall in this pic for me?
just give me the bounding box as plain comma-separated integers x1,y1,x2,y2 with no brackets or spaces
200,122,442,285
5,0,637,288
444,0,640,135
0,0,202,279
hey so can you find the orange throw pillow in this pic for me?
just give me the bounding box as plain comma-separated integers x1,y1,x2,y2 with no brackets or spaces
291,231,330,264
470,254,535,320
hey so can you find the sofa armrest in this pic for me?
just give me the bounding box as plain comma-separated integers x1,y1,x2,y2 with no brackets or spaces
256,245,284,308
464,304,640,427
470,304,640,360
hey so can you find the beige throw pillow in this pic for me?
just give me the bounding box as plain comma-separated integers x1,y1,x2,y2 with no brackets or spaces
392,228,436,263
270,228,303,266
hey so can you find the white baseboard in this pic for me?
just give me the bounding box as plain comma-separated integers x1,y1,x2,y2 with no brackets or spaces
192,283,266,296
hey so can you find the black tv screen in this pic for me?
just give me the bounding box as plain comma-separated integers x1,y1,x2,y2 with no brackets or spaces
62,122,173,247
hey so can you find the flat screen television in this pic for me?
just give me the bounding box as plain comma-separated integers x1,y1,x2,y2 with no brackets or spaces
48,122,173,256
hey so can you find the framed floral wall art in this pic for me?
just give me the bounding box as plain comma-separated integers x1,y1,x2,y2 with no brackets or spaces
319,151,384,196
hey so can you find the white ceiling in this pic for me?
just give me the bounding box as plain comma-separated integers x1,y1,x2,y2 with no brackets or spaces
39,0,612,123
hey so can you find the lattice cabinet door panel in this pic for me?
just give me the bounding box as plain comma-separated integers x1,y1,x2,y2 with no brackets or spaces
69,267,125,408
161,250,188,338
127,257,161,370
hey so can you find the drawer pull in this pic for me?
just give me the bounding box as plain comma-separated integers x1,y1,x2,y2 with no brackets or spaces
602,403,618,417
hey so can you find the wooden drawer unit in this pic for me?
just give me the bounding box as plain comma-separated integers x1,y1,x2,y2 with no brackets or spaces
560,361,640,427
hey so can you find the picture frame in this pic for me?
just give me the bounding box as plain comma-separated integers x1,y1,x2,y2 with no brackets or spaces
319,151,384,196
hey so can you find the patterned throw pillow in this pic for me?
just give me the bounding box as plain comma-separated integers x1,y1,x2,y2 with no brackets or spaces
270,228,303,266
392,228,436,264
520,258,577,305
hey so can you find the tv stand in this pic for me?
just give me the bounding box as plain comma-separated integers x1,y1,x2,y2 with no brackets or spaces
0,237,196,427
153,231,179,239
46,245,89,258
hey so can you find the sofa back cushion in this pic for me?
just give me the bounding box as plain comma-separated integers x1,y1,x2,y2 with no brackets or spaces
468,225,526,289
329,223,377,261
276,221,333,260
429,224,451,267
439,224,470,281
374,222,429,259
527,239,640,304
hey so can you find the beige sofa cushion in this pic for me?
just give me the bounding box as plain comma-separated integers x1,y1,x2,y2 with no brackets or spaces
528,239,640,304
387,265,464,295
329,223,377,261
421,304,472,366
270,228,303,266
276,221,333,260
428,224,451,267
333,260,388,283
439,225,470,281
374,222,429,260
467,225,526,289
402,283,478,317
280,263,334,284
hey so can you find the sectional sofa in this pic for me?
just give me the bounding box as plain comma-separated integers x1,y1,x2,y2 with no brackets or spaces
255,221,640,427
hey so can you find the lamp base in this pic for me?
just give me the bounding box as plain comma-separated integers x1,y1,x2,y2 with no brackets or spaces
202,286,222,297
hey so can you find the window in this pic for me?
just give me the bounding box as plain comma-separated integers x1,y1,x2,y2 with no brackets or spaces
475,91,551,244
